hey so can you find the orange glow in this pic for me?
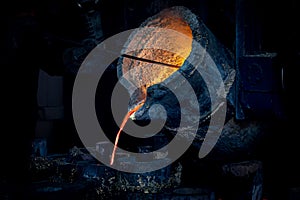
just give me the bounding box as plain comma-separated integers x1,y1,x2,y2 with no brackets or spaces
121,8,193,97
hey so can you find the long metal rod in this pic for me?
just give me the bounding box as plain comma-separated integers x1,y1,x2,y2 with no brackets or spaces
121,54,181,69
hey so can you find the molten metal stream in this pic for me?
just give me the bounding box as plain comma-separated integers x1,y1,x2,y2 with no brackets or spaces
110,101,145,165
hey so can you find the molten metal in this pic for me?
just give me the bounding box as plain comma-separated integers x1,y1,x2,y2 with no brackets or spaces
120,7,193,106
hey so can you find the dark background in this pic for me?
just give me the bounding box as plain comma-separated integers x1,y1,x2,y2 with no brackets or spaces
1,0,299,199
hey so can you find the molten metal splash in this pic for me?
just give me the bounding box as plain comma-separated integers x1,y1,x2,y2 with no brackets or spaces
110,101,145,165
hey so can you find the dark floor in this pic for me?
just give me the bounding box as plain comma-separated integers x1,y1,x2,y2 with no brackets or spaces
1,142,299,200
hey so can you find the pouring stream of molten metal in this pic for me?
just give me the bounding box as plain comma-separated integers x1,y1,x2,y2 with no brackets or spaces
110,101,145,165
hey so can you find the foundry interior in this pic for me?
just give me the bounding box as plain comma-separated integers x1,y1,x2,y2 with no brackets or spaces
1,0,299,199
